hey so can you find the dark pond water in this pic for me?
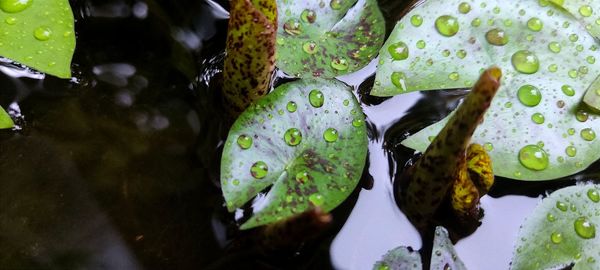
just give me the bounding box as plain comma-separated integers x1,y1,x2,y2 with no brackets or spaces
0,0,598,269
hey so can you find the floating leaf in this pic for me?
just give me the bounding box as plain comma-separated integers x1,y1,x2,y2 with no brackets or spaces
0,0,75,78
372,0,600,180
223,0,277,113
583,75,600,111
549,0,599,39
511,184,600,270
372,227,466,270
275,0,385,78
0,106,14,129
220,79,367,229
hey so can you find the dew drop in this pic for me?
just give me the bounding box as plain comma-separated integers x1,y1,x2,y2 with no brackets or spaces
309,193,325,206
303,41,318,54
287,101,297,112
323,128,339,142
547,213,556,222
587,56,596,64
309,90,324,108
579,5,593,17
588,189,600,202
295,171,309,184
527,17,543,31
330,0,342,10
517,85,542,107
581,128,596,141
548,42,561,53
0,0,32,13
34,26,52,41
518,144,549,171
512,50,539,74
331,57,349,71
391,72,407,91
471,18,481,27
566,146,577,157
568,128,576,135
548,64,558,72
250,161,269,179
484,142,494,151
388,42,409,60
4,17,16,25
284,128,303,146
410,15,423,27
448,72,459,81
458,2,471,14
561,85,575,96
569,34,579,42
550,232,563,244
352,119,364,127
485,28,509,46
416,40,426,49
456,49,467,59
556,201,568,211
576,110,589,122
283,19,302,35
237,134,253,149
435,15,459,37
531,113,545,124
301,9,316,23
574,217,596,239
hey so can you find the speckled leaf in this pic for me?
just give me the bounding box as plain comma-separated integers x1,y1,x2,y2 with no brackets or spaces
223,0,277,114
373,246,422,270
372,227,465,270
220,79,368,229
511,184,600,270
380,0,600,180
0,0,75,78
275,0,384,78
549,0,599,39
0,106,14,129
431,226,467,270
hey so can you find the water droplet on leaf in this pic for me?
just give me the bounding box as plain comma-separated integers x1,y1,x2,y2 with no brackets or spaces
574,217,596,239
485,28,509,46
323,128,339,142
512,50,540,74
284,128,303,146
0,0,32,13
435,15,460,37
309,90,324,108
517,85,542,107
237,134,253,149
518,144,549,171
251,161,269,179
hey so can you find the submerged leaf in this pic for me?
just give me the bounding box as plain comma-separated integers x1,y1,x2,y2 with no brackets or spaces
372,227,466,270
223,0,277,113
220,79,367,229
374,0,599,180
275,0,385,78
0,106,14,129
511,184,600,270
0,0,75,78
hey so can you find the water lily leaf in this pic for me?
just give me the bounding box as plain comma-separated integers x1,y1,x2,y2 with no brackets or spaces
223,0,277,114
0,106,14,129
372,227,466,270
549,0,600,39
511,184,600,270
583,75,600,111
275,0,385,78
373,0,600,180
431,226,467,270
0,0,75,78
220,79,368,229
373,246,422,270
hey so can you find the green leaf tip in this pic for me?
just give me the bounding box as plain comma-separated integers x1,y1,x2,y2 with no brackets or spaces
275,0,385,78
511,183,600,270
382,0,600,180
583,75,600,112
220,79,368,229
0,0,75,78
223,0,278,114
0,105,14,129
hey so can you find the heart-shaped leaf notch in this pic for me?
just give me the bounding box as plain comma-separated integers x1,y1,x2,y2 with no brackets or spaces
373,226,466,270
275,0,385,78
220,79,368,229
371,0,600,180
0,0,75,78
511,184,600,270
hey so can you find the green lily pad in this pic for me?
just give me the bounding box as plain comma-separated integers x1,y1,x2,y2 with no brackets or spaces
0,0,75,78
275,0,385,78
220,79,368,229
0,105,14,129
511,184,600,270
549,0,600,39
372,0,600,180
372,227,466,270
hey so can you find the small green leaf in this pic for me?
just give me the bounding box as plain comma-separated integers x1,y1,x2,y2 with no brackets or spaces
511,184,600,270
0,105,14,129
0,0,75,78
275,0,385,78
374,0,600,180
372,227,466,270
220,79,368,229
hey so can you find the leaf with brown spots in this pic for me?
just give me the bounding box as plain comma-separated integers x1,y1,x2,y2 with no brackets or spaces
223,0,277,114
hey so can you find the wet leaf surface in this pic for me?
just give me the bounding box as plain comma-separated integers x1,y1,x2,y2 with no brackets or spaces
275,0,385,78
220,79,368,229
0,106,14,129
512,184,600,270
373,0,600,180
0,0,75,78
